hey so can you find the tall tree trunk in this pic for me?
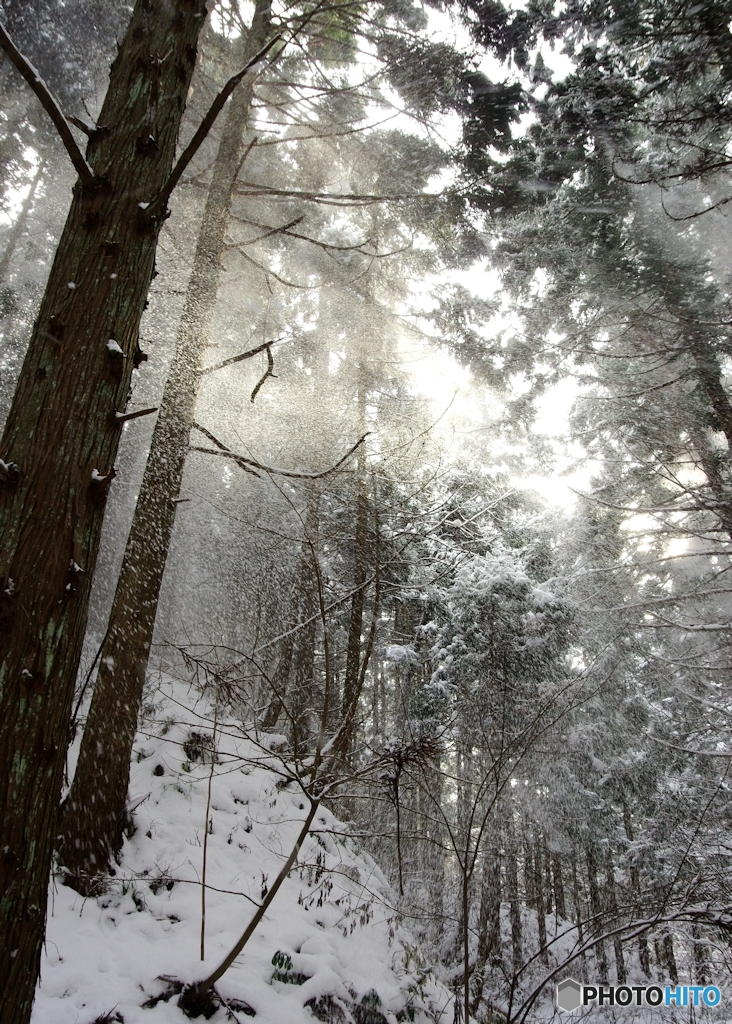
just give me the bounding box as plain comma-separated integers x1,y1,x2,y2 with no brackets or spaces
393,597,419,734
0,2,208,1019
693,923,707,985
461,857,471,1024
261,630,295,730
339,392,368,755
586,844,608,984
261,492,319,736
505,807,522,976
290,496,319,759
542,838,553,915
571,854,587,982
662,932,678,984
603,848,626,983
58,0,272,891
473,826,502,1014
551,851,566,919
533,837,549,966
622,800,650,976
476,837,501,967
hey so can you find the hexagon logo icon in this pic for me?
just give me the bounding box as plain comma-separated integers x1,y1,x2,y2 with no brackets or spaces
556,978,582,1012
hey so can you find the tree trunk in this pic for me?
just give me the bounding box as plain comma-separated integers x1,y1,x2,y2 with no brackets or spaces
586,844,608,984
290,496,319,759
473,826,502,1014
571,854,587,982
58,0,272,890
533,837,548,966
505,809,522,975
339,412,368,755
0,2,208,1019
604,848,626,983
693,923,707,985
622,800,650,976
462,865,471,1024
542,838,553,915
393,597,419,734
476,837,501,968
261,492,319,737
551,851,566,919
662,932,678,984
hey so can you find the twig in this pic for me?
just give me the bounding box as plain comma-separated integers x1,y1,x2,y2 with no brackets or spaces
232,215,304,248
66,114,103,137
250,346,275,402
144,35,282,220
0,22,96,188
190,422,369,480
234,180,421,204
114,406,158,424
200,336,286,376
200,702,218,961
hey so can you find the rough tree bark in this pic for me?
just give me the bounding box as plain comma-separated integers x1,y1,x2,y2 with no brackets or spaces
0,2,208,1020
59,0,273,891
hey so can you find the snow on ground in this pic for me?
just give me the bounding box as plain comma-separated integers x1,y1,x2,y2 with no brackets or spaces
33,677,451,1024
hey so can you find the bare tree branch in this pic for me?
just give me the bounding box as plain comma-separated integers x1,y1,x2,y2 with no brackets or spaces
250,345,275,402
234,180,424,205
113,406,158,424
0,21,96,188
230,215,304,248
199,336,287,376
190,421,369,480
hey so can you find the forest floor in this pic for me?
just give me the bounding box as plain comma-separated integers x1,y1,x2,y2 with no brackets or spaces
31,677,450,1024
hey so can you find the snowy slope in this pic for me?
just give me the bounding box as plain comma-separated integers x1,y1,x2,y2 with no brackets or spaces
32,678,451,1024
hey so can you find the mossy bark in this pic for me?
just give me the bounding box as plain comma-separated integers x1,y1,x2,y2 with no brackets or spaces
59,0,272,890
0,2,208,1020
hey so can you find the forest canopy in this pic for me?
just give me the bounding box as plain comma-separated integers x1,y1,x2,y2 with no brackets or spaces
1,2,732,1023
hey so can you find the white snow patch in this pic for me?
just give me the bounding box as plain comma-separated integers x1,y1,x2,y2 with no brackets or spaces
33,676,450,1024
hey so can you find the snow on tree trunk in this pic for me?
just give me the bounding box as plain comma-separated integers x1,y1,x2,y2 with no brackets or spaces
0,1,208,1019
